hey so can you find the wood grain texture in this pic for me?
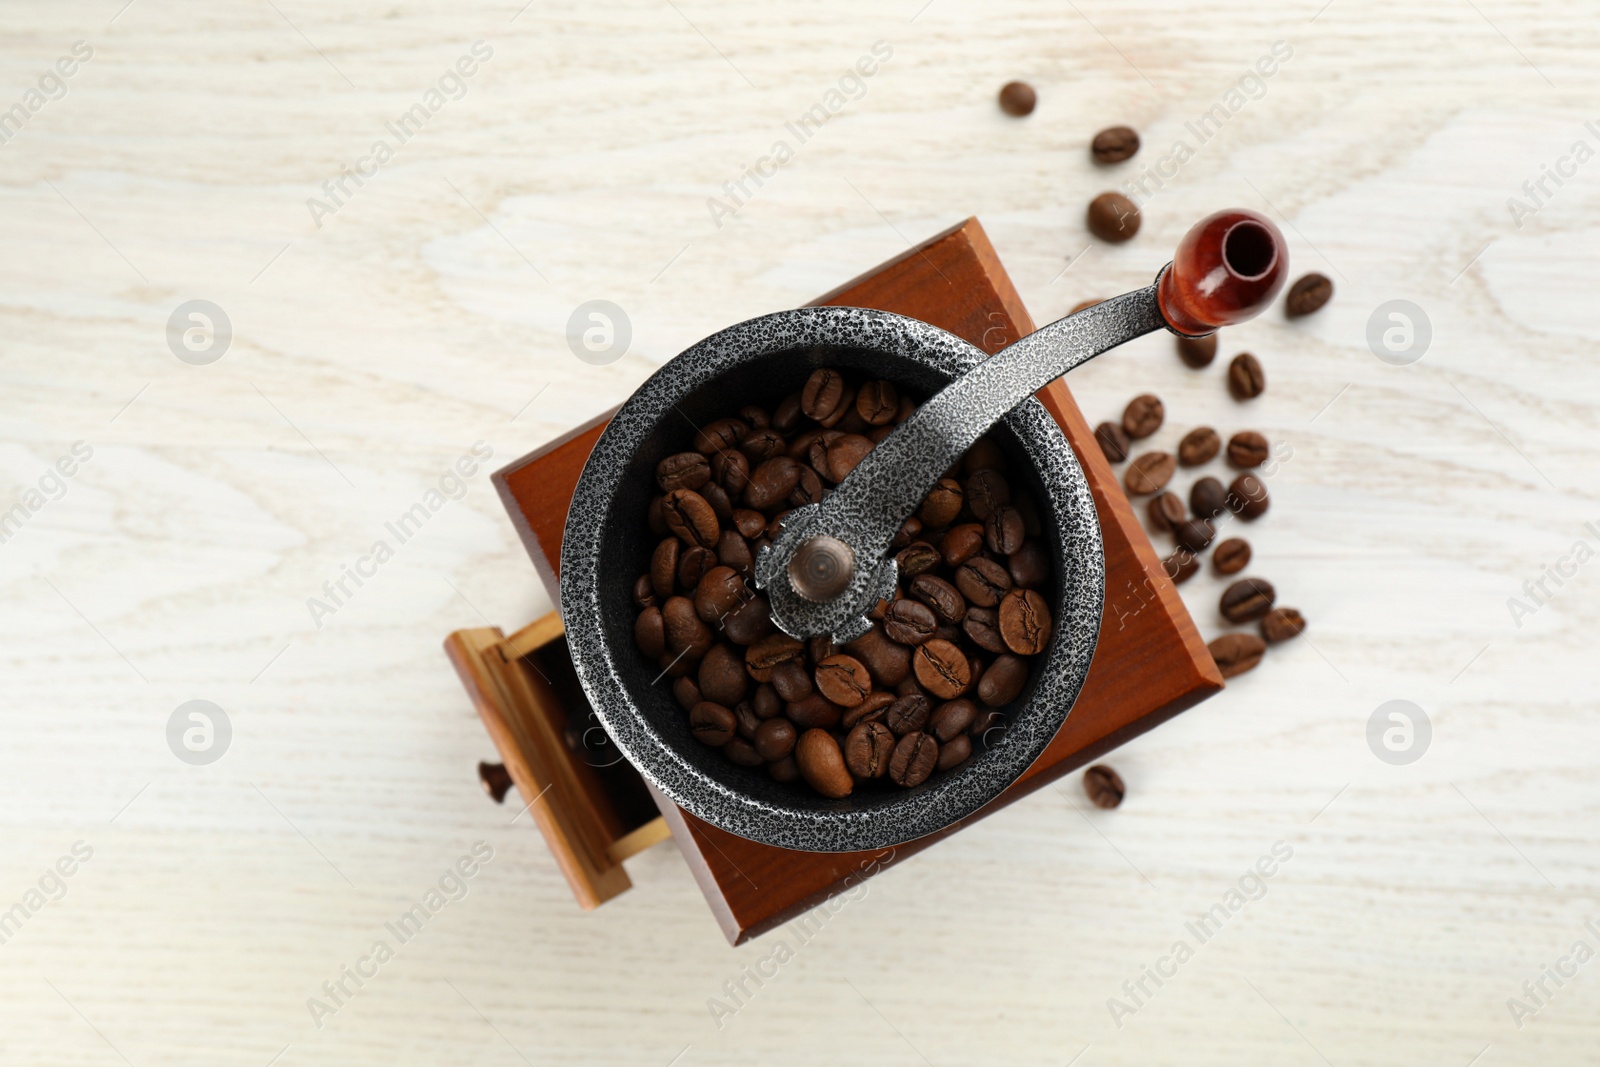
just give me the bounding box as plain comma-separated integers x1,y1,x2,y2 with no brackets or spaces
3,0,1599,1063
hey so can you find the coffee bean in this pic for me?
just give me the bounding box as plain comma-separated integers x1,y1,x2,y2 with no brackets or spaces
941,523,985,567
698,643,748,706
785,693,843,730
1095,421,1130,463
1260,607,1306,643
634,606,665,658
977,654,1027,706
844,626,912,687
1083,764,1125,809
1190,476,1227,519
817,385,855,429
1228,352,1265,400
955,556,1012,608
1227,431,1269,469
1212,538,1251,575
985,505,1025,555
771,393,803,433
1162,549,1199,584
890,516,923,552
896,541,941,579
1173,517,1215,553
739,405,769,430
674,676,702,712
738,428,785,466
663,596,713,661
743,457,801,510
998,588,1052,655
647,495,667,536
928,698,976,743
633,573,657,609
731,509,766,540
913,639,972,699
677,545,717,591
856,380,899,426
733,700,761,741
1176,333,1218,368
1220,577,1276,623
844,721,896,778
657,451,710,492
1122,394,1165,439
1178,426,1221,467
723,736,763,767
1091,125,1140,163
885,694,931,736
754,717,797,761
767,755,800,782
969,708,1005,740
964,438,1005,474
769,659,813,703
1147,491,1185,534
842,690,896,730
919,477,964,527
910,574,967,624
963,607,1006,652
1208,633,1265,678
744,633,804,681
998,80,1036,117
888,732,939,787
721,594,773,645
815,654,872,707
650,538,679,599
795,729,853,797
884,598,938,646
936,733,972,770
965,469,1011,520
693,418,747,456
702,481,733,522
690,701,735,746
789,464,824,507
1285,272,1333,317
694,566,745,623
1124,451,1175,496
1228,473,1270,519
661,488,719,548
1088,191,1140,242
822,433,874,483
801,368,846,422
716,530,753,579
752,682,781,718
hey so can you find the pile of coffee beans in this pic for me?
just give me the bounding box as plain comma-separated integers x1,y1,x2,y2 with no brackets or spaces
632,367,1056,799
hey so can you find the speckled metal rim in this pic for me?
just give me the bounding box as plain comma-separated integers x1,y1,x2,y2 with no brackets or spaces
560,306,1105,852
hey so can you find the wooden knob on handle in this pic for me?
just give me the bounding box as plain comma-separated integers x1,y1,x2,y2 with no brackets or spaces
1157,209,1288,336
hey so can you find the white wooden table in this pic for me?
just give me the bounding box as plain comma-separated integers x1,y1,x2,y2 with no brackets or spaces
3,0,1598,1063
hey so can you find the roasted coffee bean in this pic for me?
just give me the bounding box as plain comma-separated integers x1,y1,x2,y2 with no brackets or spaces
721,594,773,645
716,530,753,578
1007,541,1048,588
970,708,1004,739
767,755,800,782
808,634,837,664
1147,492,1185,534
769,659,813,703
942,523,985,567
842,690,896,730
845,721,896,778
752,717,797,761
1163,549,1199,584
789,429,824,463
934,624,963,646
955,556,1012,608
694,566,745,623
919,477,964,527
677,544,717,591
1122,394,1165,439
930,698,977,742
1173,517,1215,554
743,457,801,510
711,449,750,496
884,598,938,646
698,643,748,706
890,516,922,551
661,488,719,548
965,469,1011,520
1095,420,1131,463
701,481,732,521
795,729,853,797
1190,476,1228,519
1087,191,1140,242
815,654,872,707
895,541,941,579
732,509,766,540
634,606,665,658
1220,577,1276,623
978,654,1027,706
844,626,912,687
785,692,843,730
823,433,874,482
889,732,939,787
633,574,658,611
1260,607,1306,644
1228,352,1265,399
1124,451,1175,496
723,736,763,767
733,700,761,741
690,701,735,746
753,682,781,719
998,80,1036,116
663,596,713,660
910,574,967,624
884,694,931,736
1091,125,1140,163
789,464,825,507
674,676,702,712
739,404,769,430
1285,272,1333,317
650,538,679,599
657,451,710,492
964,437,1005,474
647,495,667,536
856,380,899,425
1209,633,1265,678
817,384,854,428
745,633,805,681
738,428,785,467
1228,473,1270,519
985,505,1025,555
772,392,804,433
1212,537,1251,575
1084,764,1125,809
936,733,972,770
998,588,1052,655
801,368,847,422
1227,431,1269,469
1176,333,1218,368
692,417,747,456
913,639,973,699
1178,426,1221,467
963,607,1006,653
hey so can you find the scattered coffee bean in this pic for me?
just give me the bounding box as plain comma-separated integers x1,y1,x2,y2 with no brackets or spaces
1285,272,1333,317
723,738,763,767
885,694,931,736
1122,394,1165,439
910,573,967,624
845,626,912,688
937,733,972,770
985,504,1025,555
965,469,1011,520
650,538,679,599
1190,476,1227,520
919,477,965,527
661,488,720,548
896,541,942,579
888,732,939,787
698,643,748,705
964,438,1005,474
753,718,797,761
1209,633,1265,678
677,544,717,590
941,523,984,567
744,633,804,681
1176,333,1218,368
1228,473,1270,519
1083,764,1125,809
657,452,710,492
634,606,665,658
1228,352,1266,400
675,676,703,712
1147,491,1185,534
930,698,977,742
769,659,812,703
1212,538,1251,575
1124,451,1176,496
1220,578,1276,623
963,607,1006,653
978,654,1028,707
694,418,747,456
1177,426,1221,467
1227,431,1269,469
956,556,1012,608
884,598,938,646
721,594,774,645
1091,125,1140,163
815,654,872,707
1163,549,1199,584
633,573,657,610
998,80,1037,117
1008,541,1048,588
690,701,735,746
743,457,800,510
845,721,896,778
801,368,846,422
913,639,973,699
785,692,843,730
663,596,713,661
694,565,745,623
998,588,1052,655
795,729,853,797
767,755,800,782
842,690,896,730
856,380,899,425
1095,421,1131,463
1173,517,1215,553
1259,607,1306,643
1088,192,1140,242
890,515,922,551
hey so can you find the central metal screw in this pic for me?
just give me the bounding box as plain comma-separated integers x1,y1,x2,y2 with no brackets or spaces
788,535,855,603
